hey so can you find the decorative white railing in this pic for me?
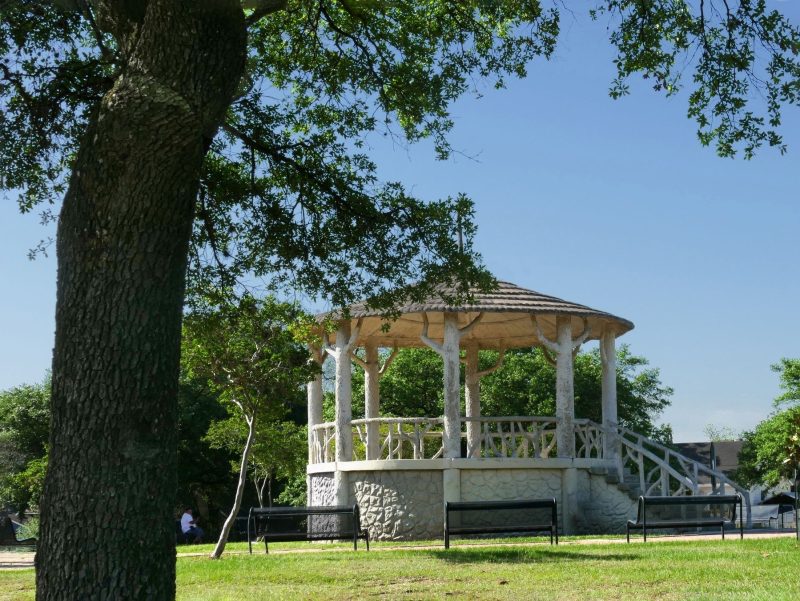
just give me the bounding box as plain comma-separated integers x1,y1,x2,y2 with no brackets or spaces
462,416,558,459
311,416,561,462
353,417,444,460
310,422,336,464
310,416,750,527
574,419,605,459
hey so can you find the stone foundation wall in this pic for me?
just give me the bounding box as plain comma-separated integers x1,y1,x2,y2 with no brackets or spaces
308,465,638,540
308,472,336,506
349,470,443,540
460,469,562,502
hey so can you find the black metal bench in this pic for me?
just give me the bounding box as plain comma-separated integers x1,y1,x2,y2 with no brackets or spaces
626,494,743,542
444,498,558,549
247,505,369,554
0,514,36,547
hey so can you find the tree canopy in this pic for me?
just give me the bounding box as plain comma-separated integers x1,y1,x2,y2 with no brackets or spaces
772,358,800,406
3,2,800,294
344,345,673,440
0,379,50,513
735,358,800,489
182,294,313,557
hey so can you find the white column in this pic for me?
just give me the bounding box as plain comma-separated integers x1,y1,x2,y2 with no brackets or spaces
322,320,361,465
533,315,590,459
334,322,354,463
363,342,380,460
554,316,575,458
324,321,361,507
306,345,326,464
464,341,480,458
421,312,484,460
441,313,462,459
600,329,619,461
561,467,579,535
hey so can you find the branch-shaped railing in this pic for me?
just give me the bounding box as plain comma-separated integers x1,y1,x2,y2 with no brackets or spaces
353,417,444,460
311,417,560,462
611,423,752,526
574,419,605,459
462,416,558,459
310,422,336,464
310,416,751,526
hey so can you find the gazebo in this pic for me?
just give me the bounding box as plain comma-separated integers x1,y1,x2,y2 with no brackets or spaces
306,281,748,539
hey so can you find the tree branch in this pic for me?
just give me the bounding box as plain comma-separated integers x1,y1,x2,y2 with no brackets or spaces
531,316,558,353
540,346,557,367
378,347,398,377
244,0,288,27
350,351,367,370
571,318,591,351
459,312,484,336
477,347,506,378
420,313,443,356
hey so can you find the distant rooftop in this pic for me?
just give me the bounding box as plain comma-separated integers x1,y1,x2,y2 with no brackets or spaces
673,441,744,481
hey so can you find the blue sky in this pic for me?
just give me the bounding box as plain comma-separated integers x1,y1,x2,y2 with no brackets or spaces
1,6,798,441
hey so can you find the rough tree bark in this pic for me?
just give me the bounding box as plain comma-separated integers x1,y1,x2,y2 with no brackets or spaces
36,2,246,598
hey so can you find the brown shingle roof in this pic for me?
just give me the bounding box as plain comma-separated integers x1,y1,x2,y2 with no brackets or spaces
321,280,633,349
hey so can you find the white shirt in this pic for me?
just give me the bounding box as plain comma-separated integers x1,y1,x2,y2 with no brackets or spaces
180,512,194,533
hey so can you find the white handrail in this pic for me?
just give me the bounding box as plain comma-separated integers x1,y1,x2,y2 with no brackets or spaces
608,422,752,527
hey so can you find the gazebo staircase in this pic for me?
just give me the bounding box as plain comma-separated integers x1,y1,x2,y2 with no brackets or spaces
590,421,752,526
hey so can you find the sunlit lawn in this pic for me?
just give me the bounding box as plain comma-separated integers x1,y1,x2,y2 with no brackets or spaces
2,538,799,600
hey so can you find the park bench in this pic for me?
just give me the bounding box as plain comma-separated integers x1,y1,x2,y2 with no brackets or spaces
444,498,558,549
247,504,369,554
626,494,743,542
0,514,36,547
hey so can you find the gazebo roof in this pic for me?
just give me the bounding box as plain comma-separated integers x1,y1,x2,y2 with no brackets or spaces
321,280,633,349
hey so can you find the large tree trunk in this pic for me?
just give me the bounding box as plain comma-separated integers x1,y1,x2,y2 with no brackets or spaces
210,414,256,559
36,2,246,599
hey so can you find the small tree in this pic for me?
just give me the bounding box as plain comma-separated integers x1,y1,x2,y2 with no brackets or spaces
0,378,50,512
734,359,800,489
205,419,306,508
735,407,800,489
182,295,314,559
773,359,800,406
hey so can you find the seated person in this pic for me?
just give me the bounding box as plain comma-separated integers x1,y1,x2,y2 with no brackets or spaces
180,508,204,544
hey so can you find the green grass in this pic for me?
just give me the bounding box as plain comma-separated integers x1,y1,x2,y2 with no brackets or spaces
2,538,799,600
180,533,575,555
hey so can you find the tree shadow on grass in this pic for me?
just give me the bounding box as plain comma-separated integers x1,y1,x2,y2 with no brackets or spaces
424,547,638,564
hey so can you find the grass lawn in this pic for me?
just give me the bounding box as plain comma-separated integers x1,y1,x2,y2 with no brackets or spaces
1,538,798,600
